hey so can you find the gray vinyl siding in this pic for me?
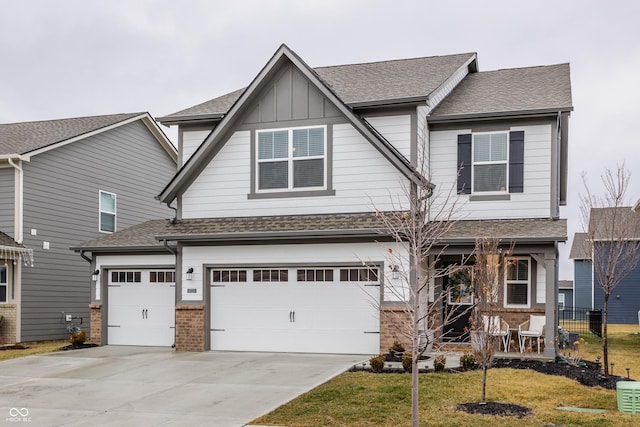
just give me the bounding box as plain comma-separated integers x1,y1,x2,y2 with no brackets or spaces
594,258,640,325
19,120,176,341
0,167,15,237
574,260,593,309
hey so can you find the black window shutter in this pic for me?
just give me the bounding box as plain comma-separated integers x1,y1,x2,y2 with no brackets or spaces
457,134,472,194
509,131,525,193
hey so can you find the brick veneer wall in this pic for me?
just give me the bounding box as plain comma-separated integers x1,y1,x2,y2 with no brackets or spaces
0,304,17,345
89,304,102,345
175,305,205,351
379,307,412,354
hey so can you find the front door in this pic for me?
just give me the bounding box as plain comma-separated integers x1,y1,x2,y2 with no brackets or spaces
443,266,473,342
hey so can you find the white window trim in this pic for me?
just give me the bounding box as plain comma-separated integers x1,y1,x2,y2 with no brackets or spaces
0,265,7,303
504,256,531,308
472,131,509,195
558,293,565,311
99,190,117,233
255,125,327,193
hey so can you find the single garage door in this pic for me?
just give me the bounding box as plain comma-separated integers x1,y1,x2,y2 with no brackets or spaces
210,266,380,354
108,269,175,346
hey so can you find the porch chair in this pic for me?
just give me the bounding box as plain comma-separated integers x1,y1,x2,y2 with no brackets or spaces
482,315,510,352
518,314,546,354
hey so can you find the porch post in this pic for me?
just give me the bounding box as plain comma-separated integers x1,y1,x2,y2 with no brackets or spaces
543,248,558,358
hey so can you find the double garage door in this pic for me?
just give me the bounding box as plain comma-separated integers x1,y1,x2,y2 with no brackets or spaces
210,266,380,354
107,269,175,346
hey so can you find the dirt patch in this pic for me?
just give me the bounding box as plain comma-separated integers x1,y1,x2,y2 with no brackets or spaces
458,401,531,418
0,344,30,351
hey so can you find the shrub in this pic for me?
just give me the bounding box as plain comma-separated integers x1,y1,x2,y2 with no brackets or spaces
369,354,386,373
433,354,447,372
402,353,413,373
460,351,476,371
67,323,87,346
389,340,405,354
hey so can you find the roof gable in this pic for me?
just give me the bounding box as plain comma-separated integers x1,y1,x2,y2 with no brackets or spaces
158,52,477,123
0,113,177,161
159,44,427,204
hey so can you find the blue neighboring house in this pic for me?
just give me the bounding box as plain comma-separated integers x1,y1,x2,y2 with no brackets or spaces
572,205,640,324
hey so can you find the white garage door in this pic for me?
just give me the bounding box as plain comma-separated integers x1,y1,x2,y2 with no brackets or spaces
108,269,175,346
210,266,380,354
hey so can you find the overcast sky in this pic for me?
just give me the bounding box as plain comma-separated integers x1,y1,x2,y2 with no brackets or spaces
2,0,639,279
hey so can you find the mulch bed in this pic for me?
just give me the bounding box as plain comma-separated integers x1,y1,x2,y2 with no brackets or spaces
458,401,531,418
58,342,99,351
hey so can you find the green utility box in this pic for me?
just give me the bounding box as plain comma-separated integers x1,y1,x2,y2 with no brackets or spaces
617,381,640,414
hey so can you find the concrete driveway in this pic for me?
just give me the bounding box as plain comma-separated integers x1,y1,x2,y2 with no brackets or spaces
0,346,364,426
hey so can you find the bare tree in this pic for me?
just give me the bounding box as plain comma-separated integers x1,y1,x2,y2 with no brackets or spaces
580,164,640,375
469,237,510,403
374,170,465,427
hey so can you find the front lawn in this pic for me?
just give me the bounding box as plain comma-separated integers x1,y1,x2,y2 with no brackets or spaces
253,324,640,426
0,340,68,362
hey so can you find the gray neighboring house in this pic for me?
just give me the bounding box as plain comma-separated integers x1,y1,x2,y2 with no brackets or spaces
569,232,593,310
0,113,177,343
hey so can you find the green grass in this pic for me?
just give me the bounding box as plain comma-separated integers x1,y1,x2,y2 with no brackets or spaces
0,340,68,362
253,325,640,426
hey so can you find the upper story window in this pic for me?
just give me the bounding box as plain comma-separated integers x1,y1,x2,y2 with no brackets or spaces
99,191,116,233
457,130,524,196
256,126,326,192
473,132,508,192
0,266,7,303
504,257,530,307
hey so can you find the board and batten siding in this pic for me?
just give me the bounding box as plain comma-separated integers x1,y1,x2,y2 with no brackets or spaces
20,120,177,341
574,260,593,309
429,124,553,220
180,242,406,302
0,167,15,237
180,123,409,219
594,263,640,324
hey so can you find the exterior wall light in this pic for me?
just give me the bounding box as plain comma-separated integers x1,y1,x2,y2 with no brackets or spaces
392,266,399,280
186,267,194,281
91,269,100,282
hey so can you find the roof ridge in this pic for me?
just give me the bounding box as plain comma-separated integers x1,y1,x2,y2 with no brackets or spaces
314,52,476,70
483,63,570,73
0,112,145,126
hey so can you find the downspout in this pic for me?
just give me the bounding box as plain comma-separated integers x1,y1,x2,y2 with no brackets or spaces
7,157,24,244
162,238,177,348
554,111,562,220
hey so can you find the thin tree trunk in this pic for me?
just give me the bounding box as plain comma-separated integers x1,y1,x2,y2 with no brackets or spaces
411,273,419,427
481,366,488,403
603,293,609,376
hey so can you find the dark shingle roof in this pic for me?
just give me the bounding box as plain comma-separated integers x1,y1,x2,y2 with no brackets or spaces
0,113,143,155
73,215,566,251
569,232,591,260
430,63,572,118
158,53,476,121
588,207,640,240
0,230,23,248
440,218,567,243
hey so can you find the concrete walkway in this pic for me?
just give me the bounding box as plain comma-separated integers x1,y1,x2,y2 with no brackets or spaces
0,346,364,427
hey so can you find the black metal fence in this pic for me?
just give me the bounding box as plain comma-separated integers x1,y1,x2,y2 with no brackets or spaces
558,306,602,338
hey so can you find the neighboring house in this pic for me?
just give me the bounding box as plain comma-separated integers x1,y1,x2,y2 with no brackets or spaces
74,45,572,357
0,113,177,343
573,207,640,324
558,280,574,311
569,232,593,309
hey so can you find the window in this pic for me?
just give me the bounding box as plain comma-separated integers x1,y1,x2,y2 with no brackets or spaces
257,126,325,191
253,269,289,282
0,266,7,303
212,269,247,283
150,271,175,283
457,131,524,195
111,271,141,283
473,132,508,192
297,269,334,282
505,258,530,307
558,293,565,311
99,191,116,233
339,267,379,282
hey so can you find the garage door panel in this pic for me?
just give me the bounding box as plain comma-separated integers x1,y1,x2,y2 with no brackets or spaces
210,266,380,354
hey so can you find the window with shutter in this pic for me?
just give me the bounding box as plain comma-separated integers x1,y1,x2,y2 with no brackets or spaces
256,126,326,192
